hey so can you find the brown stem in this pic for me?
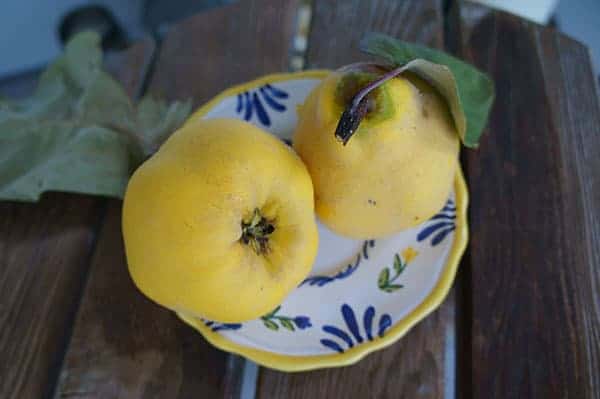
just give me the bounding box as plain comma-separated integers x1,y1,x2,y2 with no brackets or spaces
334,64,409,145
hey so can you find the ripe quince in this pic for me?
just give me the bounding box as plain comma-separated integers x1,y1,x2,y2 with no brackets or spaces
293,66,459,238
123,119,318,322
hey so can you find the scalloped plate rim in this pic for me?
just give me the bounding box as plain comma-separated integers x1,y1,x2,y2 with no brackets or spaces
175,70,469,372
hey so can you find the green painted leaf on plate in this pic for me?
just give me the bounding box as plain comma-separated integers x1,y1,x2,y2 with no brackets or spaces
383,284,403,293
393,254,403,274
378,268,390,288
280,319,295,331
263,305,281,318
263,319,279,330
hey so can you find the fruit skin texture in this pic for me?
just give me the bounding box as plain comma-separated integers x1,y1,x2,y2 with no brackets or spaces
293,71,459,239
122,119,318,323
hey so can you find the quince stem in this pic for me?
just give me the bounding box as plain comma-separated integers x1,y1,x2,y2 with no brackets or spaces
335,64,408,145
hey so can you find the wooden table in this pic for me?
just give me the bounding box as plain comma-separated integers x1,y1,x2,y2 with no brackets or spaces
2,1,599,398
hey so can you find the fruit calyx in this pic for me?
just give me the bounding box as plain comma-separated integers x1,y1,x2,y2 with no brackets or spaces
240,208,275,255
335,63,408,145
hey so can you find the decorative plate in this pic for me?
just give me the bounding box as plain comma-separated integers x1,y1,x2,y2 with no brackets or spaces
177,71,468,371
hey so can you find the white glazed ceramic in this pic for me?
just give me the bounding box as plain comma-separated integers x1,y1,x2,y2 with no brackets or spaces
176,71,468,371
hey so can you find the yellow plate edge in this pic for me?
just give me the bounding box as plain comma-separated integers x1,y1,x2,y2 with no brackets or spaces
176,70,469,372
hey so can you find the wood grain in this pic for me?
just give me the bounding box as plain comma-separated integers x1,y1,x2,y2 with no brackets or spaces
459,3,600,398
304,0,442,69
148,0,300,108
0,40,154,399
258,303,454,399
56,1,300,398
56,202,231,399
257,1,457,398
0,195,104,399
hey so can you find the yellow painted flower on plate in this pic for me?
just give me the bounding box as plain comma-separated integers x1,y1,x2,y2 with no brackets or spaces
402,247,418,264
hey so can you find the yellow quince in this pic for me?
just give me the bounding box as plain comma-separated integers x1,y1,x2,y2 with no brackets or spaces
122,118,318,322
293,66,459,238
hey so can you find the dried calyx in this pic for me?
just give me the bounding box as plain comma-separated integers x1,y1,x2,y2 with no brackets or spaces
240,208,275,255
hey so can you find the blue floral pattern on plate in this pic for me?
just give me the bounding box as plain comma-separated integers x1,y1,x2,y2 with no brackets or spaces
320,304,392,353
236,84,289,126
417,200,456,246
300,240,375,287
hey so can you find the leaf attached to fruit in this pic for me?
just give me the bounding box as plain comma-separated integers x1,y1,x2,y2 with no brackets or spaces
360,32,495,148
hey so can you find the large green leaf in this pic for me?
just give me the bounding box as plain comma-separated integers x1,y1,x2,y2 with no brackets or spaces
0,32,191,202
360,32,495,148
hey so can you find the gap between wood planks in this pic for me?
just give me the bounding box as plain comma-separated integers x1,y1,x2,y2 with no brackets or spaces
444,1,473,398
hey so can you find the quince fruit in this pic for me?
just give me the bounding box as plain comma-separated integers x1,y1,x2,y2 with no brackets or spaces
123,119,318,322
293,66,459,238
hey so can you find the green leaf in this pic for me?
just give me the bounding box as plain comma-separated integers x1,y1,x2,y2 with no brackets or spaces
393,254,403,274
134,96,192,155
0,31,191,202
263,319,279,330
378,268,390,288
360,32,495,148
280,319,295,331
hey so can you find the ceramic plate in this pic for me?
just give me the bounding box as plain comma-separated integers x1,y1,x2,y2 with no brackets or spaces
176,71,468,371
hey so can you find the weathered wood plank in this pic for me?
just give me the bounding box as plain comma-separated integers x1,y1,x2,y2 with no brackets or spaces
148,0,300,107
0,195,104,399
56,1,300,397
0,39,154,399
304,0,443,69
459,3,600,398
257,1,456,397
56,202,231,398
